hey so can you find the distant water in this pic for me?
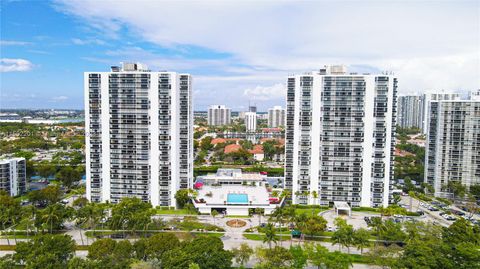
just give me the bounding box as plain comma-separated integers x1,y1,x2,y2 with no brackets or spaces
58,118,84,123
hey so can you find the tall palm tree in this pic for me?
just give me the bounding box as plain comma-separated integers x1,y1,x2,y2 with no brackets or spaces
263,223,277,249
211,209,219,226
41,204,63,233
311,191,318,207
255,207,264,225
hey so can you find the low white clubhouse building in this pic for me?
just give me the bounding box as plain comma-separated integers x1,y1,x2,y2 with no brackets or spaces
192,169,283,216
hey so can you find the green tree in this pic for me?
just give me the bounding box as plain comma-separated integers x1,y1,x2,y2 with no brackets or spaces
377,219,406,244
56,166,81,189
14,150,35,160
302,214,327,238
36,162,56,179
36,203,72,233
263,223,277,249
211,209,219,226
289,245,308,269
14,234,76,269
305,243,328,269
255,246,292,269
331,218,355,252
134,233,180,261
162,236,233,269
232,243,254,267
353,228,370,254
445,181,466,200
200,136,213,151
72,197,89,208
470,184,480,199
175,189,192,209
67,257,98,269
87,238,133,268
109,197,153,235
0,192,22,245
28,185,63,206
324,251,353,269
0,255,16,269
366,245,400,269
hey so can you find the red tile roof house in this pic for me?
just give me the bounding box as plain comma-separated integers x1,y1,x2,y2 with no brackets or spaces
224,144,242,154
248,145,265,161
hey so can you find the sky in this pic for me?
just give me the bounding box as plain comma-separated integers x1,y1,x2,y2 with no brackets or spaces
0,0,479,111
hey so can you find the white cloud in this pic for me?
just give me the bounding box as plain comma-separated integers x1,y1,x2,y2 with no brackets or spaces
0,40,31,46
51,96,69,102
54,0,480,107
71,38,106,45
0,58,34,72
243,83,285,101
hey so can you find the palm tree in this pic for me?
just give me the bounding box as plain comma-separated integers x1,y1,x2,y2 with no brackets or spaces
255,207,264,225
294,191,301,204
311,191,318,207
41,204,62,233
22,205,36,237
353,228,370,254
211,209,219,226
263,223,277,249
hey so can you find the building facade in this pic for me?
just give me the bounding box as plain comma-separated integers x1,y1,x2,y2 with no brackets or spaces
397,95,423,129
85,63,193,207
207,105,231,126
422,92,459,134
268,106,285,128
245,112,257,132
469,89,480,101
285,65,397,207
425,100,480,196
0,158,27,196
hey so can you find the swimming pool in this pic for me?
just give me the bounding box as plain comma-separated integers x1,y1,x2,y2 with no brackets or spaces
227,193,248,204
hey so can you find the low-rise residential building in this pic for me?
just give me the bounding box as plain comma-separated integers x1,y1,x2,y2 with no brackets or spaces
0,158,27,196
192,169,283,215
249,145,265,161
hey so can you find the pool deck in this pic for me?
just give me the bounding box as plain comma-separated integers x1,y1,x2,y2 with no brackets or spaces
193,185,281,215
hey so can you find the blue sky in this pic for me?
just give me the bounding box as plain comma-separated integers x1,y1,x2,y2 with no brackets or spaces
1,0,479,110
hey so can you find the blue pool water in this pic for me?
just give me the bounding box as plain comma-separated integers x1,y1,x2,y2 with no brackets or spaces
227,193,248,204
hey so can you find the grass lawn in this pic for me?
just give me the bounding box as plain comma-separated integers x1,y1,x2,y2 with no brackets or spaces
348,253,371,264
192,232,224,238
243,233,290,241
0,245,16,251
155,208,197,215
294,208,328,216
225,215,251,218
85,230,225,239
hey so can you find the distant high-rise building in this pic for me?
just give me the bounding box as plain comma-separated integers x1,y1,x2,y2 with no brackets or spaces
248,105,257,113
268,106,285,128
285,65,397,207
0,158,26,196
207,105,231,126
422,92,460,134
245,112,257,132
85,62,193,207
397,95,423,129
425,100,480,197
469,89,480,101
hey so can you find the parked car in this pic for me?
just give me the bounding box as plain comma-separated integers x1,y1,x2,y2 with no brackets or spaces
446,215,457,221
416,210,424,216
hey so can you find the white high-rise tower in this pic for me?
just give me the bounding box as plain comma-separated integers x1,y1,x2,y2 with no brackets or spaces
245,112,257,132
85,63,193,207
285,65,397,207
268,106,285,128
425,100,480,197
207,105,231,126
